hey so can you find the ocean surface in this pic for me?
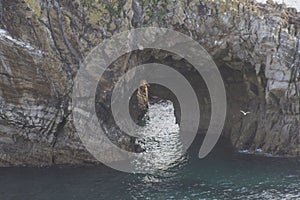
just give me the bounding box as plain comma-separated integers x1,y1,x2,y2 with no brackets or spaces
0,101,299,200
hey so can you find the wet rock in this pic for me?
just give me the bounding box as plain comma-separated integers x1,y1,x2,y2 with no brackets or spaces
0,0,299,166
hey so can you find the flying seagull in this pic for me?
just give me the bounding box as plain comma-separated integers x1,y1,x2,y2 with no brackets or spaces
240,110,251,116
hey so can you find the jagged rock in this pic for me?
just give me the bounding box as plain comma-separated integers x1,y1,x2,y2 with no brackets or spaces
0,0,299,166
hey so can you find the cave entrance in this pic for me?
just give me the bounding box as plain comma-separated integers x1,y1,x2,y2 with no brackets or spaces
96,49,261,153
132,49,260,150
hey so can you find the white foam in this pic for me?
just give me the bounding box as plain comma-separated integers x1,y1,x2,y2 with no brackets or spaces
238,149,285,158
255,148,263,153
238,149,254,155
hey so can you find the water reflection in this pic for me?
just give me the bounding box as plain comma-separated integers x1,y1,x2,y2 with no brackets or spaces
133,101,187,175
0,103,299,199
0,146,299,199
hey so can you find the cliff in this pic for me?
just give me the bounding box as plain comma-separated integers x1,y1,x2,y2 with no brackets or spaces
0,0,299,166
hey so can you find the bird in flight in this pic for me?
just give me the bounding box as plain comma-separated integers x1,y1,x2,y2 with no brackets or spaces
240,110,251,116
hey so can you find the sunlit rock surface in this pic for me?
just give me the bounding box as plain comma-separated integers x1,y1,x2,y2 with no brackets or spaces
0,0,299,166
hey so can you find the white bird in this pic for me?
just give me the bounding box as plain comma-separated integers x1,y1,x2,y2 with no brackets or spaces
240,110,251,116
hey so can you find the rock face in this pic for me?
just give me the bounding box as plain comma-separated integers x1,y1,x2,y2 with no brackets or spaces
0,0,299,166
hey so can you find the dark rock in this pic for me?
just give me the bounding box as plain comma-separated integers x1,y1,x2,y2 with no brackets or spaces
0,0,299,166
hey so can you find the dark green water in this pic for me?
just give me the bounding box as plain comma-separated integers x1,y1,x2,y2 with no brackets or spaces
0,102,299,200
0,149,299,200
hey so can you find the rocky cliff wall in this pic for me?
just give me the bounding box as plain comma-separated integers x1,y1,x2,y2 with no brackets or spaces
0,0,299,166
